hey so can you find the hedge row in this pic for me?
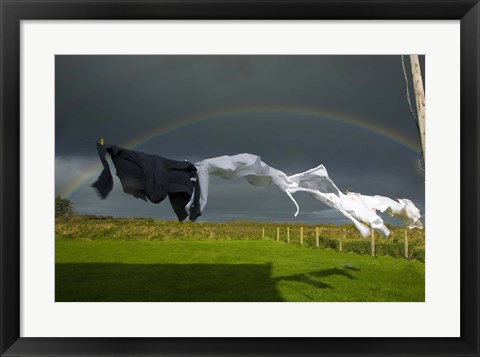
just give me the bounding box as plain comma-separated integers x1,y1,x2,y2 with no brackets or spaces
55,215,425,261
312,236,425,262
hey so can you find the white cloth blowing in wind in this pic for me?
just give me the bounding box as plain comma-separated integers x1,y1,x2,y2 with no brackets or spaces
286,165,390,237
346,192,423,229
187,153,408,238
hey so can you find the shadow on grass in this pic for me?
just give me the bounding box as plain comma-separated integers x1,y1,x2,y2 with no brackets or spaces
55,263,360,302
56,263,281,302
273,267,357,290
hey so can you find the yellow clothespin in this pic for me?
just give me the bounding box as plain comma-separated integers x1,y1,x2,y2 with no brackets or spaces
99,138,104,145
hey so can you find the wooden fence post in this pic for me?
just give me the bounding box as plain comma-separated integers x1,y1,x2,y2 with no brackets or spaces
316,227,319,247
287,227,290,244
262,227,265,238
404,228,409,259
276,227,280,242
339,227,343,251
300,227,304,246
371,228,375,257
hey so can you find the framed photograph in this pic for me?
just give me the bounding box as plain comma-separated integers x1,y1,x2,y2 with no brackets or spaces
1,0,478,356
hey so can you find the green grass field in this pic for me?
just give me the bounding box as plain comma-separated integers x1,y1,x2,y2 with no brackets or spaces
56,238,425,302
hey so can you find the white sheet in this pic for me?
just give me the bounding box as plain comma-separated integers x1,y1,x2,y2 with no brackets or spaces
186,153,416,237
347,193,423,229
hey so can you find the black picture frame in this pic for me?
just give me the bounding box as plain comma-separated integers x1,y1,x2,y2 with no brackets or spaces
1,1,479,356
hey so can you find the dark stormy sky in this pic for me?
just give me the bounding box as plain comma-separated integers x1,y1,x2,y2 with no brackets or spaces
55,55,425,226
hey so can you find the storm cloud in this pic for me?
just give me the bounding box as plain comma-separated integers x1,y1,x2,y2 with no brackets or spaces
55,55,425,225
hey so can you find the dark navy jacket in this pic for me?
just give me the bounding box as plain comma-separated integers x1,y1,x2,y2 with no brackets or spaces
91,143,201,221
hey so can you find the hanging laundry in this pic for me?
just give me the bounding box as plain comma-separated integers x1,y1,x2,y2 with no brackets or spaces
189,154,390,238
187,153,298,215
286,166,390,237
92,146,422,238
346,192,423,229
91,143,201,221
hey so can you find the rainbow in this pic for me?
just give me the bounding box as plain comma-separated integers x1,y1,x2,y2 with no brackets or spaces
60,105,421,200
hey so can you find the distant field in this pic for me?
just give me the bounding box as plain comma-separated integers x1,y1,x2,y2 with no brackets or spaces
56,216,425,260
55,216,425,302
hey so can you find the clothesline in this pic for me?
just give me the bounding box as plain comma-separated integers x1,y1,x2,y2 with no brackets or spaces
91,143,423,238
